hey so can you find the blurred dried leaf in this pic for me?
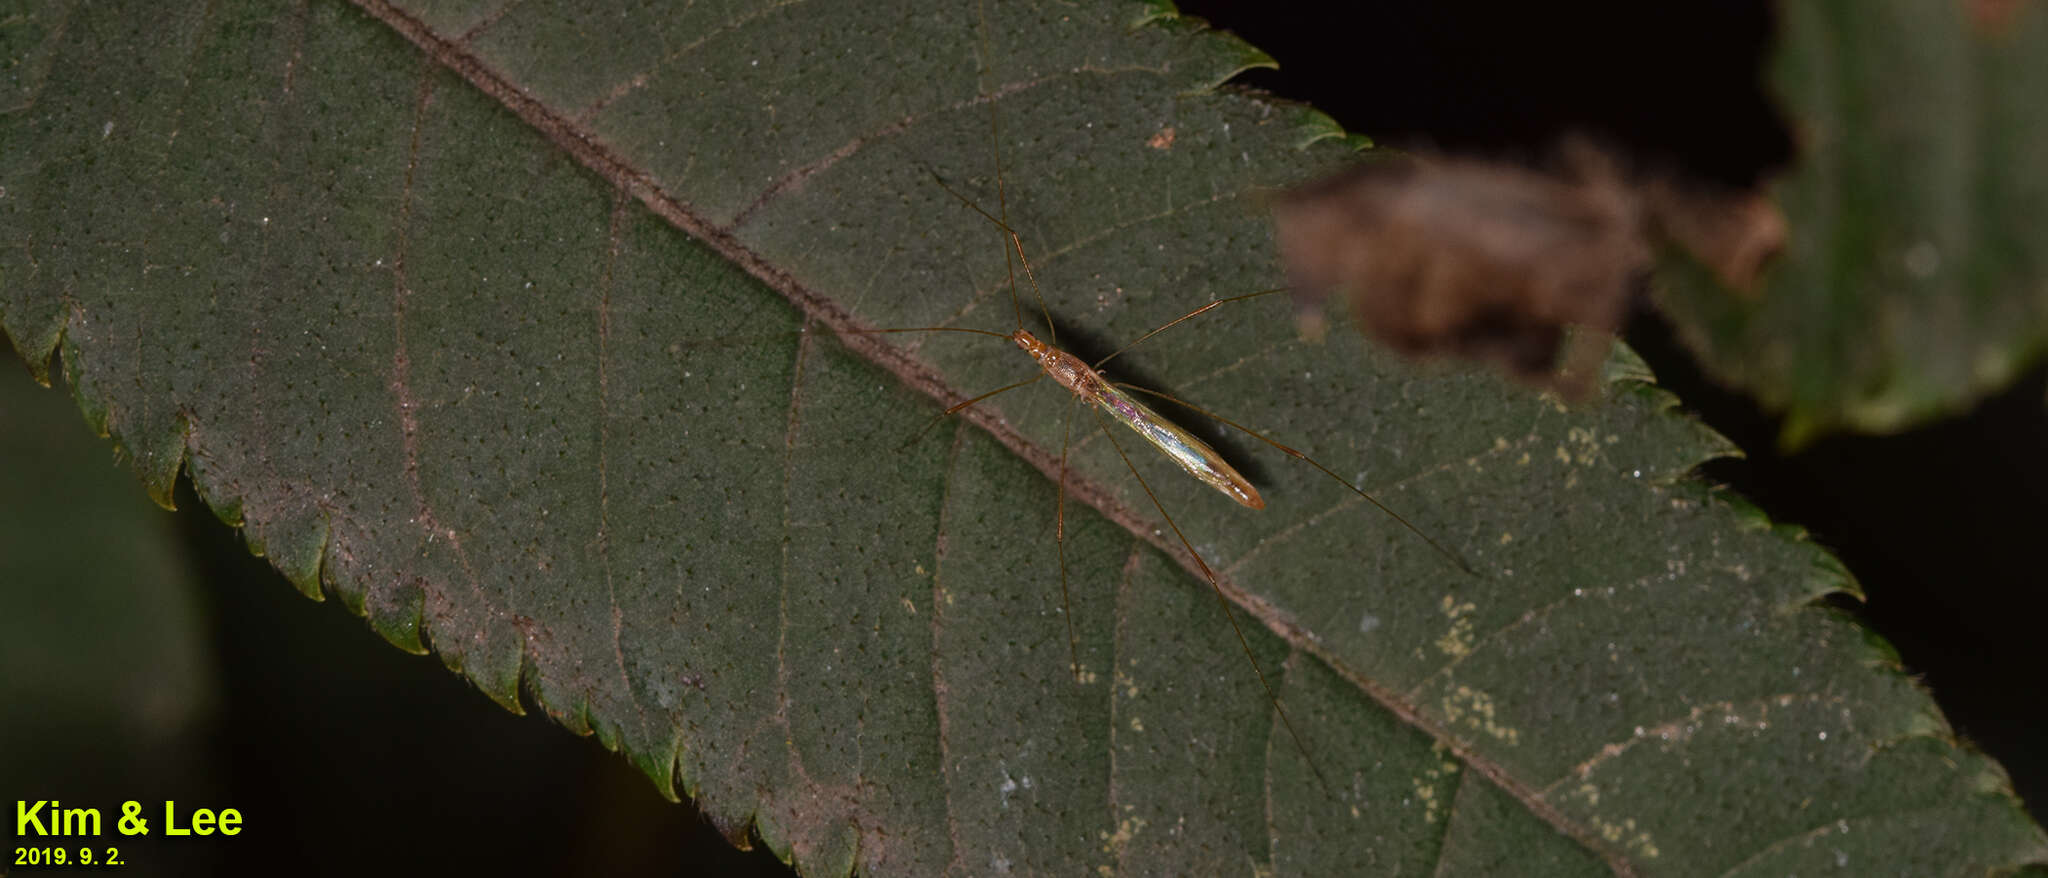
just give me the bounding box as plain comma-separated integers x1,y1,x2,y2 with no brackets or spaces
1642,179,1788,295
1275,141,1785,397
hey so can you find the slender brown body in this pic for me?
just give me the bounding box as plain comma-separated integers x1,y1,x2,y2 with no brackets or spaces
1012,330,1264,509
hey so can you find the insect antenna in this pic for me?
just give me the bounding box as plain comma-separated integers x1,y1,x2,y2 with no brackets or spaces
922,167,1055,344
970,0,1041,344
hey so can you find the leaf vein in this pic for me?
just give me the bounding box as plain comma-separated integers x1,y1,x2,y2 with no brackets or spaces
573,0,810,124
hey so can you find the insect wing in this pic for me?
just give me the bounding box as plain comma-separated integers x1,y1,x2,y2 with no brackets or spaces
1091,383,1263,509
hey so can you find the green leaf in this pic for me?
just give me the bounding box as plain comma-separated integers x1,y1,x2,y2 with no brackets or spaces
4,1,2043,875
1656,0,2048,443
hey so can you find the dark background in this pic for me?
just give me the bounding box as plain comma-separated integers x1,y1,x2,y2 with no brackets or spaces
1189,0,2046,830
15,2,2043,875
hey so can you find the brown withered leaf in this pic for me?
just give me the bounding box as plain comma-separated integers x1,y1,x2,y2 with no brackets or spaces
1641,178,1786,295
1274,142,1785,397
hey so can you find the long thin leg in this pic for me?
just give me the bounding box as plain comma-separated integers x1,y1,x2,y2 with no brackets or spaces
1114,382,1475,576
1090,406,1334,794
1055,394,1082,681
680,324,1009,352
900,373,1044,449
846,325,1012,342
1092,287,1290,369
